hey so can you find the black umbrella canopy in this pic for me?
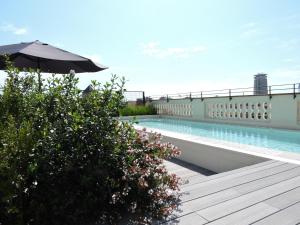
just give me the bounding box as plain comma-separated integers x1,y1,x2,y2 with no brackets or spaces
0,40,108,74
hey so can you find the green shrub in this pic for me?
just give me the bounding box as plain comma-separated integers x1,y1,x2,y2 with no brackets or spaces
119,104,156,116
0,62,180,225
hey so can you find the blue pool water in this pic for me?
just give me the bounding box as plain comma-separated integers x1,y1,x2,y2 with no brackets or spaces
137,118,300,153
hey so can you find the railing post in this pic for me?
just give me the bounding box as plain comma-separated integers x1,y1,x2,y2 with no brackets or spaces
229,89,232,101
201,92,203,101
269,86,272,99
167,95,169,102
293,83,296,99
189,92,192,102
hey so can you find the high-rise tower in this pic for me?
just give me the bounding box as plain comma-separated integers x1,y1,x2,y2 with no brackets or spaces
254,73,268,95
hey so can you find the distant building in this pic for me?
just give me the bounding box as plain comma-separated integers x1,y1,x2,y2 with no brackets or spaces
298,83,300,93
254,73,268,95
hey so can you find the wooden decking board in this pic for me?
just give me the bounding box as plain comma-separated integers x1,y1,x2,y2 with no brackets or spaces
164,159,214,177
172,189,241,219
166,159,215,176
177,160,277,188
174,170,300,222
204,159,276,177
171,169,203,178
181,160,276,184
196,176,300,221
158,212,208,225
171,166,300,219
181,161,284,189
251,202,300,225
203,202,279,225
264,187,300,209
156,159,300,225
187,159,277,180
180,163,297,202
166,166,198,174
164,164,186,172
182,162,296,193
233,166,300,194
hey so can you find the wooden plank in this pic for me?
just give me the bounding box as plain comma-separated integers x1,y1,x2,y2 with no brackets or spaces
264,187,300,209
196,176,300,221
163,160,300,224
171,166,300,219
233,166,300,194
182,160,283,188
173,189,240,219
166,159,215,175
181,160,277,187
183,162,295,192
203,202,278,225
155,160,300,224
164,163,185,171
161,213,208,225
252,202,300,225
164,160,214,179
165,166,196,174
200,159,276,178
181,163,298,202
172,169,203,178
164,160,214,186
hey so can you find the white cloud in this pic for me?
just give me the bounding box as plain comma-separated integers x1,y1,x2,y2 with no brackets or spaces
0,23,28,35
240,29,259,38
271,68,300,80
280,14,300,22
242,22,256,28
141,42,207,59
278,38,300,50
282,58,296,63
240,22,265,39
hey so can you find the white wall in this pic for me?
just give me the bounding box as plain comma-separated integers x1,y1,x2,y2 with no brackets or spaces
152,94,300,130
163,135,268,173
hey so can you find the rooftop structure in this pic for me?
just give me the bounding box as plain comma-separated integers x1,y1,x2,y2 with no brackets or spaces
254,73,268,95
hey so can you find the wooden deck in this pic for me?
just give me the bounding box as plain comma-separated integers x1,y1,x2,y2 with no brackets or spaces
158,159,300,225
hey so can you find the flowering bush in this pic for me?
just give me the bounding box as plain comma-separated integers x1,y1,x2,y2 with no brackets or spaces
0,62,180,225
118,128,181,224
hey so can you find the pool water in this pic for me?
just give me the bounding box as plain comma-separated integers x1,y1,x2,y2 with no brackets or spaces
137,118,300,153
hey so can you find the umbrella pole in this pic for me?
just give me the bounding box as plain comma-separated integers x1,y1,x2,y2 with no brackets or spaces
37,58,41,91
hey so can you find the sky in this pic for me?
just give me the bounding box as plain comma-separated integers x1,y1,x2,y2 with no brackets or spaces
1,0,300,96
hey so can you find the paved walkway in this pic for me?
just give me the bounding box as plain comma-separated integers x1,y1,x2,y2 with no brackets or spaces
158,159,300,225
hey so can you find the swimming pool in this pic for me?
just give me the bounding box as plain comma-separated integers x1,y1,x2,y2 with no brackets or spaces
137,118,300,154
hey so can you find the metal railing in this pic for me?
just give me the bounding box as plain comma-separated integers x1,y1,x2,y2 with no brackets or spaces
149,83,300,101
124,90,146,105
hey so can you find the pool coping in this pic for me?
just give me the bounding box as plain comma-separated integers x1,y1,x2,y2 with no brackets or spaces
134,124,300,166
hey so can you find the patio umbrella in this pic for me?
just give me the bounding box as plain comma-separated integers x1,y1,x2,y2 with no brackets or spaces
0,40,108,89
